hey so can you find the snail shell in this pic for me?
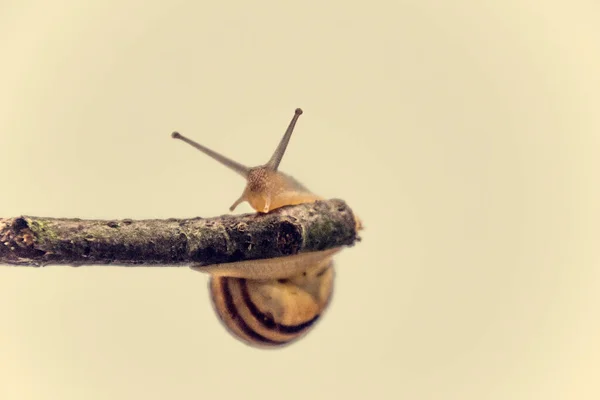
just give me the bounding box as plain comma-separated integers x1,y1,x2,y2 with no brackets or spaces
209,254,335,348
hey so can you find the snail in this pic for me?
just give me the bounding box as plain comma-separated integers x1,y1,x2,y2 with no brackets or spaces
171,108,361,348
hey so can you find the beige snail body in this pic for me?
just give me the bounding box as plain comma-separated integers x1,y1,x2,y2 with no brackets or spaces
172,108,361,348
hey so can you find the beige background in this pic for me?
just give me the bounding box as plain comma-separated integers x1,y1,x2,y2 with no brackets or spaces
1,1,599,399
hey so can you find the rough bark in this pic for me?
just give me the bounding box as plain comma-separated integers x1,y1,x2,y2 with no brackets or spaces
0,199,360,268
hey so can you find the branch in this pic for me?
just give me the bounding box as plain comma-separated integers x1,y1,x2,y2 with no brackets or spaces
0,199,360,268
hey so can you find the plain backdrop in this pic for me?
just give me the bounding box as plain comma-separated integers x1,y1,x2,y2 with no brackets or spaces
1,1,599,399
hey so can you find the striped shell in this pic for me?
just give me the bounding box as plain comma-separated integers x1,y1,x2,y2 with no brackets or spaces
209,258,335,348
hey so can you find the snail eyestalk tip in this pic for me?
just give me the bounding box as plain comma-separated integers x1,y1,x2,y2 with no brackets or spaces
266,108,304,170
171,130,250,178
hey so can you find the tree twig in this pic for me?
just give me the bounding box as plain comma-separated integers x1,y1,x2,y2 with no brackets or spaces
0,199,360,268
